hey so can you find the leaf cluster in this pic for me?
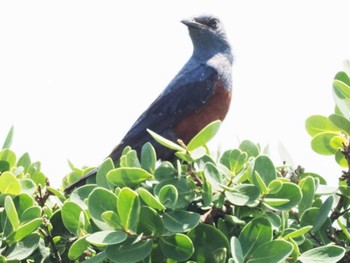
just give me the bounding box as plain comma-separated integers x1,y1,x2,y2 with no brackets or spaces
0,69,349,262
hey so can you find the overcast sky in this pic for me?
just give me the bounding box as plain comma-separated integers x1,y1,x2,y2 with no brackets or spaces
1,1,350,187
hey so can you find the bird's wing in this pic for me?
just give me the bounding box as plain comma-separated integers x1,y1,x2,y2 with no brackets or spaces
118,63,218,148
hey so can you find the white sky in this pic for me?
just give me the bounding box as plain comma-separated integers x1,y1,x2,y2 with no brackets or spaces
1,1,350,187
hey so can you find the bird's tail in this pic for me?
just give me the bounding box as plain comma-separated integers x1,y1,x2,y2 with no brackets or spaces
64,167,98,194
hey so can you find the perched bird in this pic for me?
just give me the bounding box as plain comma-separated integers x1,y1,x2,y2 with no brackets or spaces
64,14,233,193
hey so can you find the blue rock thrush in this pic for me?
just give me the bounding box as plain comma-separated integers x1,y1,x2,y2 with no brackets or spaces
65,14,233,193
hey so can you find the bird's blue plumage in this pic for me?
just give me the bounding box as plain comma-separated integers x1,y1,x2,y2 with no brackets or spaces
64,14,233,193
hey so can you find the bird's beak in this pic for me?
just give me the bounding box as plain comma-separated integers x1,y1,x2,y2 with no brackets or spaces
181,18,202,29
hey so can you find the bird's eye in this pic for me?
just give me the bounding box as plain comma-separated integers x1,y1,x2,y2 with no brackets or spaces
208,18,219,29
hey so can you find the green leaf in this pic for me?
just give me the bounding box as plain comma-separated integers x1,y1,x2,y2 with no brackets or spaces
268,179,283,194
0,149,16,169
253,155,276,186
69,185,96,210
101,211,122,230
252,171,268,194
17,152,31,173
305,115,339,137
163,211,200,233
86,230,127,246
141,142,156,173
299,244,345,263
20,206,41,223
160,234,194,261
335,150,347,167
154,161,176,181
138,206,165,236
299,177,316,217
88,187,118,230
239,217,272,258
96,158,114,190
333,75,350,119
137,188,165,211
247,240,293,263
188,224,229,263
230,236,244,263
239,140,260,157
225,184,260,206
2,126,14,149
202,178,213,207
62,201,91,235
5,233,40,260
68,236,90,260
158,185,178,208
0,171,21,194
105,238,153,263
329,114,350,135
187,120,221,151
147,129,184,151
20,179,37,195
6,218,43,244
4,196,19,230
154,178,195,209
117,188,140,232
313,195,333,232
265,182,302,210
284,226,313,240
107,167,153,187
311,132,344,155
204,162,225,191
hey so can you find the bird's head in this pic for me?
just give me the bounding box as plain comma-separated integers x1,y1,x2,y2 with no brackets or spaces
181,14,231,59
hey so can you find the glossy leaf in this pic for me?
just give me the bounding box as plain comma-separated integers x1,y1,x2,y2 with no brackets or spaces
62,201,91,235
160,234,194,261
17,152,31,173
265,182,302,210
88,187,118,230
311,132,344,155
204,162,224,191
225,184,260,206
313,195,333,232
253,155,276,187
239,217,272,258
154,161,176,181
117,187,140,232
0,149,16,168
154,178,195,209
239,140,260,157
299,177,315,217
137,188,165,211
107,167,153,187
105,238,153,263
158,184,178,208
2,126,14,149
6,218,43,243
86,230,127,246
68,236,90,260
299,244,345,263
147,129,184,151
0,171,21,194
4,196,19,230
305,115,338,137
163,210,200,233
187,120,221,151
329,114,350,135
230,236,244,263
6,233,40,260
247,240,293,263
141,142,156,173
138,206,165,236
188,224,229,263
333,76,350,119
284,226,313,240
96,158,114,190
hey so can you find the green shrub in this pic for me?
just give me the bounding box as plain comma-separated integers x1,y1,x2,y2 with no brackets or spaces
0,69,349,262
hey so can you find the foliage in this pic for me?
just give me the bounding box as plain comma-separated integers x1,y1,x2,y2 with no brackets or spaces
0,69,350,262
